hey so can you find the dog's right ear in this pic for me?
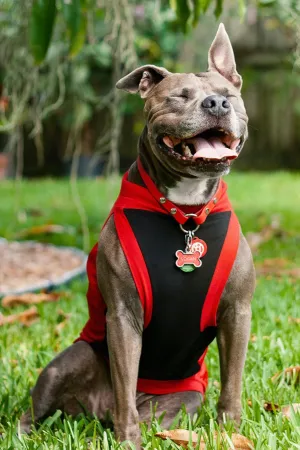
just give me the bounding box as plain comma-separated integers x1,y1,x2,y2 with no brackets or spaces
116,65,171,98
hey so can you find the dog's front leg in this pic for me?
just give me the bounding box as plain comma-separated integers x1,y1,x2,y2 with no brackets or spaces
97,216,143,448
106,307,142,446
216,235,255,424
217,304,252,423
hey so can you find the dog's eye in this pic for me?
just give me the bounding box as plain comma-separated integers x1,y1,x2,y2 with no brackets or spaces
170,88,191,100
170,94,188,100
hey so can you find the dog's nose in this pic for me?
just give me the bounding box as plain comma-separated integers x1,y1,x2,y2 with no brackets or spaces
201,95,230,116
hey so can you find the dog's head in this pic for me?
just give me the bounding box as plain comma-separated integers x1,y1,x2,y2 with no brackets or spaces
116,24,248,179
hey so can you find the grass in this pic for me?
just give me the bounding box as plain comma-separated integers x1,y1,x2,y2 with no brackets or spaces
0,171,300,449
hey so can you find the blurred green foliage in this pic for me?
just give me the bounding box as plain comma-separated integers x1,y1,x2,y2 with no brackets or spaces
27,0,229,65
0,0,300,172
0,1,187,145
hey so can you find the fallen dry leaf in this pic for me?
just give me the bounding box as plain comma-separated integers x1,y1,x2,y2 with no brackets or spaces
281,403,300,419
271,366,300,384
263,402,280,412
249,400,300,419
2,292,67,308
54,320,68,336
54,309,72,335
288,317,300,324
156,429,199,448
255,258,300,279
229,434,254,449
24,208,44,217
247,400,280,412
246,216,285,253
15,224,75,238
155,429,253,449
0,306,39,326
56,309,72,320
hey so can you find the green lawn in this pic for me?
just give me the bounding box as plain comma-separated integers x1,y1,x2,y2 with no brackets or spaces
0,172,300,449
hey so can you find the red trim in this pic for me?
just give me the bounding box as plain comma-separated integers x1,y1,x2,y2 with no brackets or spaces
114,209,153,329
137,351,208,395
200,212,240,331
75,243,107,343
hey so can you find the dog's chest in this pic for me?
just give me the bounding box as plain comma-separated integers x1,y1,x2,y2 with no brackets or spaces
123,209,232,380
167,178,211,205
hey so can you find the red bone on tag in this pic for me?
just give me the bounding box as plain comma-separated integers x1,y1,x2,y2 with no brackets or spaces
175,250,202,268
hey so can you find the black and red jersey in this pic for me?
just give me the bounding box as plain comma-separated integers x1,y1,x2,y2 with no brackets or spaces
77,160,240,396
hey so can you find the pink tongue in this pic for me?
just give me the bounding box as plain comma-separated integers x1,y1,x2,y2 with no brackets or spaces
187,137,238,160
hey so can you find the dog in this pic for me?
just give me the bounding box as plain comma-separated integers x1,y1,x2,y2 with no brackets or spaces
20,24,255,449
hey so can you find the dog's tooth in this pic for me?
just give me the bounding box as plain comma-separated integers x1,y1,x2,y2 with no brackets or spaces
182,143,192,158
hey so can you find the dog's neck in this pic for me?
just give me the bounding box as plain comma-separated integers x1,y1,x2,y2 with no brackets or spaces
136,128,219,206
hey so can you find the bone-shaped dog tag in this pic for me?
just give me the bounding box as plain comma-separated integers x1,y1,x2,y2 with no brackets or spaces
175,237,207,272
175,250,202,272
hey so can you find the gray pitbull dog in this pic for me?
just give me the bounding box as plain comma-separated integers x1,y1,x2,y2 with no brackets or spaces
21,24,255,449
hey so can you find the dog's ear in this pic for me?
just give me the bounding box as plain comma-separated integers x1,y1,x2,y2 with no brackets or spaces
208,23,242,90
116,65,171,98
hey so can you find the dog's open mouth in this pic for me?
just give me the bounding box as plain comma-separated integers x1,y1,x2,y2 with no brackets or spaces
161,128,241,163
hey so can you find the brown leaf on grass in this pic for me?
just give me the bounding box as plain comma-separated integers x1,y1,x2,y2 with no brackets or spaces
54,321,67,335
15,224,74,238
54,309,72,336
2,292,67,308
56,308,72,320
271,366,300,384
0,306,39,326
229,434,254,449
10,359,18,366
249,400,300,419
25,208,44,217
288,317,300,324
155,430,253,449
281,403,300,419
156,429,199,448
255,258,300,279
248,400,280,412
246,215,284,253
263,402,280,412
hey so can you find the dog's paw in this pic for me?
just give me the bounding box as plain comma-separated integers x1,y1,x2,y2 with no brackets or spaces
19,413,33,434
217,408,241,428
115,423,141,449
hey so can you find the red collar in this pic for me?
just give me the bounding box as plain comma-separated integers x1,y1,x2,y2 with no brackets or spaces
137,158,223,226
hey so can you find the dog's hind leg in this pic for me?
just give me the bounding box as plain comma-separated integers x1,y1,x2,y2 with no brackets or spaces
20,341,113,433
137,391,202,428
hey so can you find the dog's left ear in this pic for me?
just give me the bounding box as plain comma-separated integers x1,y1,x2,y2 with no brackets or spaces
116,65,171,98
208,23,242,90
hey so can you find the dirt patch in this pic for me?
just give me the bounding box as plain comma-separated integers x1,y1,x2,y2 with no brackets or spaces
0,239,87,296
